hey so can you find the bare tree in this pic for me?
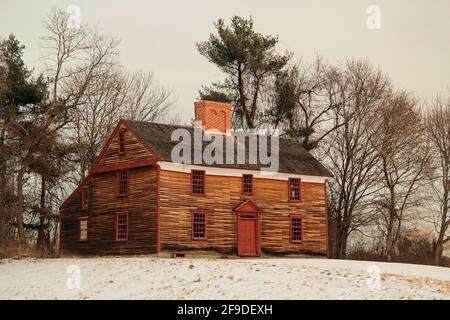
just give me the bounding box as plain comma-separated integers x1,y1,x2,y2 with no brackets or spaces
8,8,119,255
123,71,174,122
267,57,350,150
66,67,126,181
423,95,450,265
42,8,174,186
320,60,391,257
66,68,174,183
368,91,430,261
41,8,119,108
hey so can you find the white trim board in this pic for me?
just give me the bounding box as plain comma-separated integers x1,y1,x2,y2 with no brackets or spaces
158,161,328,184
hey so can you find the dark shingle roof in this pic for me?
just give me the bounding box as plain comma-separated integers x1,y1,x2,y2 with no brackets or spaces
124,120,332,177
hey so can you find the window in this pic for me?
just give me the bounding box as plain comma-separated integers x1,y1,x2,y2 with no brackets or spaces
116,212,128,241
290,216,303,242
118,130,126,154
79,217,88,241
242,174,253,195
192,210,207,240
117,170,128,196
289,178,301,201
191,170,205,195
81,186,89,210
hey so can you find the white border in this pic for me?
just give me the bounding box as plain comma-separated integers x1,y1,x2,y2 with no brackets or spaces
158,161,328,184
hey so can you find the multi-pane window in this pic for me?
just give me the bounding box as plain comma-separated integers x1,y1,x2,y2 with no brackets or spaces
79,217,88,241
116,212,128,241
191,170,205,195
81,186,89,210
290,216,303,242
118,130,126,154
192,210,206,240
289,178,301,201
118,170,128,196
242,174,253,194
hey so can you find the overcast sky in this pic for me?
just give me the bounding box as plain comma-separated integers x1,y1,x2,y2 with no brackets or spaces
1,0,449,122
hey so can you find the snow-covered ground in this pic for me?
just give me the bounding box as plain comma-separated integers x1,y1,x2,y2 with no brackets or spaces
0,257,449,300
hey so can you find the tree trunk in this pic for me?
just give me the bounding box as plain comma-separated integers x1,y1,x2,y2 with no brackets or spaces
433,241,443,266
16,166,26,254
36,175,47,251
385,185,397,262
386,212,395,262
333,224,349,259
0,128,5,242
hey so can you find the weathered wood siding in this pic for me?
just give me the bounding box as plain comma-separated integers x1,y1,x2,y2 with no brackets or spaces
60,124,158,256
60,119,328,257
60,166,158,255
97,125,156,166
159,170,327,255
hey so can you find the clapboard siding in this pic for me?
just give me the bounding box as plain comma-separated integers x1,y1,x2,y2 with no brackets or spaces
60,166,158,255
159,169,327,255
97,124,156,166
60,118,329,257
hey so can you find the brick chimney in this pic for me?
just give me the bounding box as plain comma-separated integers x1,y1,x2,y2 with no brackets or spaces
194,100,232,133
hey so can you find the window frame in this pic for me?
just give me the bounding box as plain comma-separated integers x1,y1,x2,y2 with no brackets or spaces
118,129,126,155
79,216,89,241
288,178,301,202
242,174,253,195
191,170,206,196
81,186,89,210
117,169,129,197
191,209,207,240
289,214,304,243
116,211,129,241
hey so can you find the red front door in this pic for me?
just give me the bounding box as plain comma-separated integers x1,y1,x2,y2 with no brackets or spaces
237,214,258,256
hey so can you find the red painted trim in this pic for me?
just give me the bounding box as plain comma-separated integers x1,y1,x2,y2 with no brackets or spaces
58,209,62,257
93,120,160,167
60,159,156,211
116,169,129,197
324,180,329,258
118,129,126,155
160,168,326,185
122,120,160,160
233,199,263,213
241,174,253,195
289,214,304,243
60,119,160,211
235,211,261,257
91,159,157,174
191,209,208,240
288,178,302,202
235,210,239,255
116,211,129,241
156,164,161,253
234,200,262,256
78,216,89,241
163,162,333,178
59,173,92,210
104,120,331,178
93,121,124,166
81,186,89,210
191,170,206,196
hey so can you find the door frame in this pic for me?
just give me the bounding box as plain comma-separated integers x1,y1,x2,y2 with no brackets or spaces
236,211,261,257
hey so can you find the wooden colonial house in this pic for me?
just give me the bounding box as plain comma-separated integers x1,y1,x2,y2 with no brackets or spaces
59,101,332,257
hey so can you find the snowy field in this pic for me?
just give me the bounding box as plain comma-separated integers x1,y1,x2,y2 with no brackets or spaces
0,257,449,300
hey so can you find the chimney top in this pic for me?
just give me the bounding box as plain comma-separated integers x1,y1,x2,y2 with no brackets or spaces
194,100,232,133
